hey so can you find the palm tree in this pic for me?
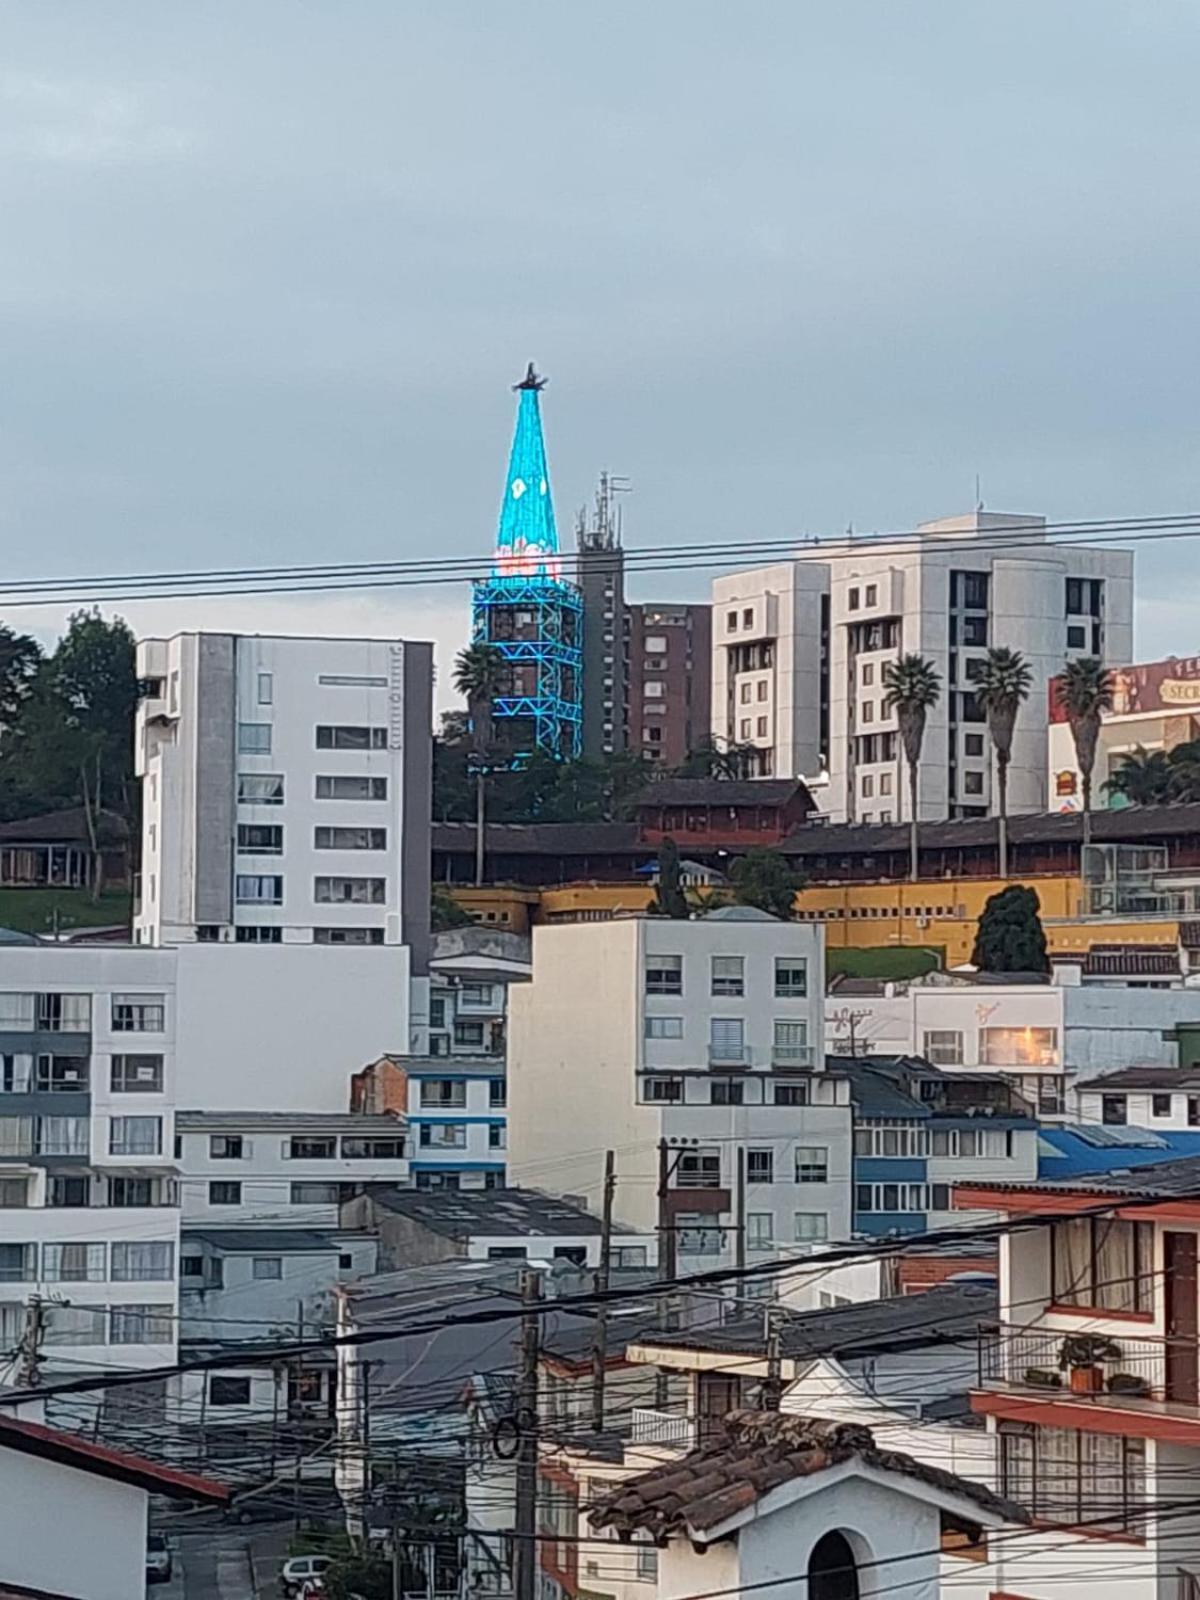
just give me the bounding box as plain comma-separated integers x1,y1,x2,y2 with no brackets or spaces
975,646,1033,879
1104,746,1174,806
881,654,942,882
1054,657,1114,851
452,643,507,886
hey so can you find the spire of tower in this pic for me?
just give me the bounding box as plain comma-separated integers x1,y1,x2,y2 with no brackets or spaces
493,363,561,580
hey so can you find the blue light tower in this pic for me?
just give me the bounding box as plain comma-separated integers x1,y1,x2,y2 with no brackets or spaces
471,365,583,763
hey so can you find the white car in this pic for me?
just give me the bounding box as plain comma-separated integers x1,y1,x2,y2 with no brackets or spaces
145,1533,172,1585
280,1556,333,1597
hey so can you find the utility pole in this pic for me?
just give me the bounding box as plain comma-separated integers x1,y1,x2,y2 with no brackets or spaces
15,1296,45,1389
656,1138,677,1283
591,1151,616,1435
761,1305,783,1412
293,1301,304,1531
513,1268,541,1600
734,1146,746,1273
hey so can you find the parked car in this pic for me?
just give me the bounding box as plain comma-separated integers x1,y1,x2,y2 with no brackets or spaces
145,1532,172,1585
280,1556,333,1597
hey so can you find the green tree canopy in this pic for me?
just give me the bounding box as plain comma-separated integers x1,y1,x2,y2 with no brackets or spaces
971,884,1050,974
728,847,803,920
651,836,689,919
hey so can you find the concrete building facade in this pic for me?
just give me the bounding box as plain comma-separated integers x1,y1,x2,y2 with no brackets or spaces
626,602,713,768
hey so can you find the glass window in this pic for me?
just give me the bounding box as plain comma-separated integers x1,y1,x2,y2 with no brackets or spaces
645,1016,683,1039
489,1079,506,1107
210,1134,244,1158
109,1116,161,1156
342,1136,406,1159
109,1177,155,1208
42,1243,105,1282
643,1077,682,1103
773,1020,808,1063
315,725,387,750
419,1124,467,1148
774,1082,808,1107
111,995,166,1033
209,1181,242,1205
710,1079,744,1106
0,1177,27,1208
1051,1218,1151,1313
34,1056,88,1093
253,1257,283,1280
645,955,682,996
1152,1094,1172,1118
314,927,384,944
291,1182,339,1204
922,1029,963,1066
238,722,272,754
313,877,385,904
37,1116,88,1155
111,1305,173,1346
710,1018,745,1063
979,1027,1059,1067
999,1423,1144,1531
289,1136,336,1160
747,1213,774,1251
315,775,388,800
111,1241,174,1281
235,874,283,904
314,827,387,851
257,672,273,705
1102,1095,1127,1126
747,1149,774,1184
238,773,285,805
36,994,91,1032
48,1176,88,1207
794,1212,828,1241
237,824,283,854
774,959,807,998
0,994,34,1028
111,1055,164,1093
795,1147,828,1183
711,956,744,997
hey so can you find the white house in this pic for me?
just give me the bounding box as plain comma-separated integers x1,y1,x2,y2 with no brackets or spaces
507,910,851,1270
713,510,1133,820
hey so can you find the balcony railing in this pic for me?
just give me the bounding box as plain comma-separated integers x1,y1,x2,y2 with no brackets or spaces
980,1321,1165,1398
630,1408,693,1448
708,1044,748,1067
675,1168,723,1189
771,1044,813,1068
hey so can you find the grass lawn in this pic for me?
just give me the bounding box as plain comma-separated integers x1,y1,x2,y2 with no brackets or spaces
0,888,133,938
826,944,944,981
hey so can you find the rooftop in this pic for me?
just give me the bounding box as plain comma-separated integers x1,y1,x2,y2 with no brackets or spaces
177,1110,404,1132
637,778,813,809
382,1055,505,1078
363,1185,634,1239
964,1151,1200,1200
1079,1066,1200,1091
0,806,129,845
0,1412,227,1504
588,1413,1024,1540
1038,1125,1200,1180
185,1228,340,1254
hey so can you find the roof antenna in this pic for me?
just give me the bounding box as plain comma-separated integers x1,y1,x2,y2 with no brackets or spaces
975,473,984,512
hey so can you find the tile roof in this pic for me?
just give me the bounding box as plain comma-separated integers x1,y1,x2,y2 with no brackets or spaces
185,1228,338,1254
0,1413,228,1504
177,1110,404,1131
637,778,812,808
1038,1126,1200,1179
588,1413,1024,1539
1080,1066,1200,1091
974,1151,1200,1198
362,1184,636,1238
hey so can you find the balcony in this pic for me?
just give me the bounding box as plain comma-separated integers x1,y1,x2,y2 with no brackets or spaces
980,1321,1164,1399
630,1408,693,1449
708,1043,749,1068
771,1044,813,1068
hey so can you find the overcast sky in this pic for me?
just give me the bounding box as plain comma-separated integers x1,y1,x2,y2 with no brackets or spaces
2,3,1198,703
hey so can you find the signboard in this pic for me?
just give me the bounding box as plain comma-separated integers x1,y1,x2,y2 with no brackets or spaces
1049,655,1200,722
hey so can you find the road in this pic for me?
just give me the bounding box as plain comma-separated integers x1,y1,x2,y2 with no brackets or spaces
158,1522,290,1600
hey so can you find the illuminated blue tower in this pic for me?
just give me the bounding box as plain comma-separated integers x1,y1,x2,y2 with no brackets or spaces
471,365,583,762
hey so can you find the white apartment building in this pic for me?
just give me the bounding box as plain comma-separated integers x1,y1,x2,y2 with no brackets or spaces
175,1109,409,1228
0,944,179,1377
134,631,432,962
825,973,1200,1117
507,909,851,1269
712,510,1134,821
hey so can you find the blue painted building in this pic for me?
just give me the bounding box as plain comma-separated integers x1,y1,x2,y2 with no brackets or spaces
402,1060,507,1192
844,1056,1041,1236
471,365,583,762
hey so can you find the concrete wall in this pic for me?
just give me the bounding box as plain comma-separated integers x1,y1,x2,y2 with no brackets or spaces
0,1444,148,1600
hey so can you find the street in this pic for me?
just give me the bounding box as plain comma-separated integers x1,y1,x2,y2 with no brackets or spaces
158,1522,291,1600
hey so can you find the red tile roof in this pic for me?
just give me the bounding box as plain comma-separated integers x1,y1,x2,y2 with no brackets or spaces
0,1413,229,1504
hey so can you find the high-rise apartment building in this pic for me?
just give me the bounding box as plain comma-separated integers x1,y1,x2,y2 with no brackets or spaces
134,632,433,950
712,511,1134,820
627,602,713,767
576,473,628,759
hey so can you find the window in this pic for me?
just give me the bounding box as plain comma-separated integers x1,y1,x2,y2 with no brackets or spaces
929,1128,1011,1159
710,1018,745,1063
747,1213,774,1251
774,1082,809,1106
740,719,752,739
488,1125,506,1150
111,1055,164,1093
0,1178,26,1208
1066,577,1085,613
676,1213,722,1256
879,772,892,796
489,1079,506,1108
922,1030,963,1067
795,1147,828,1183
979,1027,1059,1067
109,1116,161,1157
964,733,984,757
421,1080,466,1108
419,1123,467,1148
848,588,860,611
861,662,874,686
36,1116,87,1155
1051,1218,1152,1313
180,1256,203,1279
315,725,387,750
0,1243,35,1282
36,994,90,1031
48,1176,89,1208
256,671,273,704
253,1257,283,1280
645,1016,684,1039
209,1376,252,1406
1101,1095,1127,1126
643,1076,683,1102
711,956,744,997
773,1020,808,1063
643,681,665,700
112,995,165,1033
794,1212,828,1242
236,874,283,904
861,701,874,724
865,584,877,606
238,722,272,754
645,954,682,996
210,1134,244,1159
111,1305,173,1346
236,925,283,943
238,773,284,805
35,1056,88,1093
110,1177,155,1208
209,1181,242,1206
710,1079,744,1106
454,1020,486,1048
289,1136,336,1160
316,774,388,800
1152,1094,1173,1118
111,1241,174,1282
999,1423,1144,1531
740,682,752,705
774,959,808,997
645,636,667,654
318,673,388,688
855,1183,927,1213
42,1243,105,1282
291,1182,339,1204
314,927,384,945
342,1136,406,1159
314,877,385,904
747,1149,774,1184
237,824,283,854
726,611,738,630
314,826,387,851
963,771,984,795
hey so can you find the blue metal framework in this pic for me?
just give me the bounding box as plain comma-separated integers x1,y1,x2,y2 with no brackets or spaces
471,366,583,762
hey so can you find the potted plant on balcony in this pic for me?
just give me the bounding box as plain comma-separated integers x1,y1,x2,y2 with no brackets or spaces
1058,1332,1123,1395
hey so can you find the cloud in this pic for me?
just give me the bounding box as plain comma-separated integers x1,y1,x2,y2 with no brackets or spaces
0,72,197,165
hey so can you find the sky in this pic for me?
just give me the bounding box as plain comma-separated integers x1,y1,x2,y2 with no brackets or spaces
1,2,1198,708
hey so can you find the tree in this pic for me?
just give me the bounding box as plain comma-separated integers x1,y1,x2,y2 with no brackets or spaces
728,847,803,920
652,837,689,919
674,737,758,780
881,654,942,882
431,884,474,931
975,647,1033,879
0,624,41,737
971,883,1050,974
1053,658,1114,850
451,643,507,887
1103,745,1174,806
